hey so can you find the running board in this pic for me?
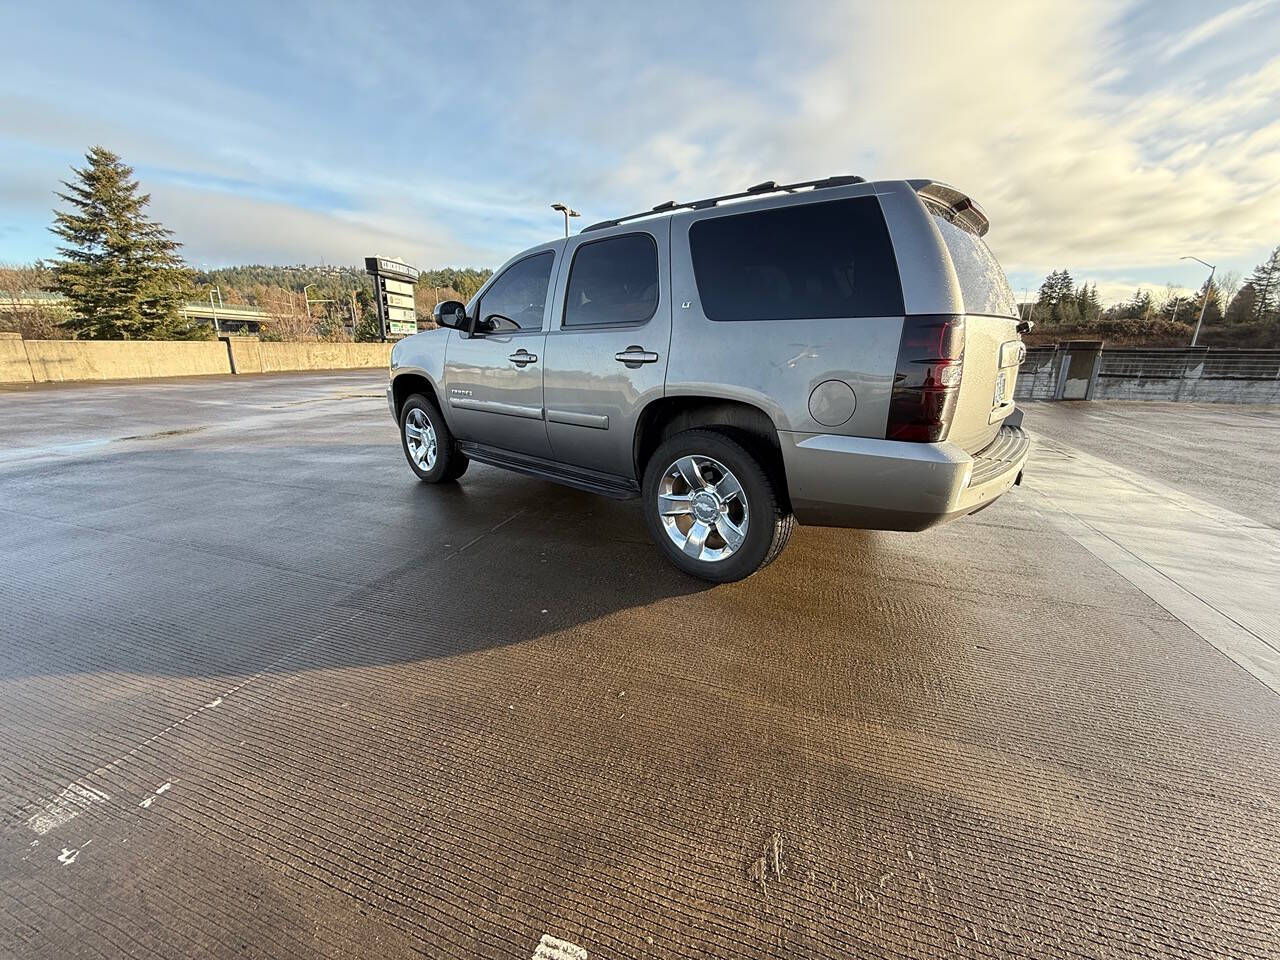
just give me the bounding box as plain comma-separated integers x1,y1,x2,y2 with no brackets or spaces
458,442,641,500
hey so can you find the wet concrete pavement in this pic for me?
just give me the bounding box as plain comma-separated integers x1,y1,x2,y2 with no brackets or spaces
2,374,1278,959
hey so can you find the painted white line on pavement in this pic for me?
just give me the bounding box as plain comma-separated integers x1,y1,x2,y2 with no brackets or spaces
1026,435,1280,696
26,783,109,836
533,934,589,960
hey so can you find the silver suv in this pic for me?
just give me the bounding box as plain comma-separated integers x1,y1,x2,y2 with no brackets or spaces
387,176,1031,582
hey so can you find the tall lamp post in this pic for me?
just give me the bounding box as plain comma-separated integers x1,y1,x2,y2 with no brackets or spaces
208,285,222,334
551,202,580,238
1179,255,1215,347
302,283,335,327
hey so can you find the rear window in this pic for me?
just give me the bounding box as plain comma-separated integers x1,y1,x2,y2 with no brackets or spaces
926,202,1017,318
689,197,904,322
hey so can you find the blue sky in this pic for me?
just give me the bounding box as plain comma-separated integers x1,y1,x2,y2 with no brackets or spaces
2,0,1278,303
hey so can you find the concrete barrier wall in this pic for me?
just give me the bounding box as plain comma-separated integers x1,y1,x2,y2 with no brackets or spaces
0,333,35,383
1014,348,1062,400
0,337,394,384
1093,377,1280,403
226,339,391,374
21,339,233,383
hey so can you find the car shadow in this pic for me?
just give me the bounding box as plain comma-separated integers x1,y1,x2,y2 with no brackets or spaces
1,441,714,680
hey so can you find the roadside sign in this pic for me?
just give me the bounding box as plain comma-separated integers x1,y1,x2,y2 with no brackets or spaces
364,256,421,341
363,257,419,282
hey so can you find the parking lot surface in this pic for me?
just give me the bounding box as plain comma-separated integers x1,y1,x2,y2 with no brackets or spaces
2,373,1278,959
1026,400,1280,529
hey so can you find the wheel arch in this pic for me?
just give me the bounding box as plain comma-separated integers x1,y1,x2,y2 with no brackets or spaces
633,396,791,509
390,371,443,421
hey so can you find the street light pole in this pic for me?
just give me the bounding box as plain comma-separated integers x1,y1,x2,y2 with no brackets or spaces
1179,256,1215,347
209,286,220,334
551,202,580,238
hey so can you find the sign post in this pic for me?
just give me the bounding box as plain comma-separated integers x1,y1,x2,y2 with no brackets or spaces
363,257,421,341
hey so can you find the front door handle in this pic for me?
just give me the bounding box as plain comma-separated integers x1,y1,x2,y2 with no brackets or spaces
509,350,538,366
615,346,660,368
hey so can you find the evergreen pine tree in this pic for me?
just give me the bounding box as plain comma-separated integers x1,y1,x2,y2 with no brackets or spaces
1244,246,1280,324
1225,283,1257,325
48,146,198,339
1085,283,1102,322
1035,271,1059,317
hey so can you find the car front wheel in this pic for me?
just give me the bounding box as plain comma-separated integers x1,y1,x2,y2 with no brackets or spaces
642,429,793,582
400,394,468,483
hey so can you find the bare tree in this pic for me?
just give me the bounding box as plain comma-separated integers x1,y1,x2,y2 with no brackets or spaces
0,263,64,339
1216,270,1242,311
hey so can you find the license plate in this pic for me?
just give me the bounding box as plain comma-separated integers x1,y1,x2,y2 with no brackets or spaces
993,371,1008,406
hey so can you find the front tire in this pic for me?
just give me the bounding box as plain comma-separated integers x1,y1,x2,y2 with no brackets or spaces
400,394,468,483
642,429,793,583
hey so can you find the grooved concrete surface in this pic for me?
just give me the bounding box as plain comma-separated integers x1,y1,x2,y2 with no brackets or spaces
2,373,1278,959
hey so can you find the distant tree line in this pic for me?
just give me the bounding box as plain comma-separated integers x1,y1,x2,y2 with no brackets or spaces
189,265,493,341
1027,247,1280,347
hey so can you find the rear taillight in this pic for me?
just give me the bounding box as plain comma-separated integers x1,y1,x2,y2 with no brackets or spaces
885,315,965,443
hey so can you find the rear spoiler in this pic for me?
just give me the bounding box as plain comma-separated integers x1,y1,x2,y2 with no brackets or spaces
907,180,990,237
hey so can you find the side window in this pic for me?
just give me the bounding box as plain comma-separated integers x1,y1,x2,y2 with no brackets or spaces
563,233,659,327
477,252,554,332
689,197,904,321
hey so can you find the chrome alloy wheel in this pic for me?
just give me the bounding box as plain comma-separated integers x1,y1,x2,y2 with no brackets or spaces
404,407,438,471
657,454,749,562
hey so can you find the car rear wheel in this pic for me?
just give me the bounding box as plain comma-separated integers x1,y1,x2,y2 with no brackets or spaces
642,429,793,582
400,394,468,483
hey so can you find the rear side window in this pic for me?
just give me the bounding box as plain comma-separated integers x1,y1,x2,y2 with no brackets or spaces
563,233,659,327
926,203,1017,317
477,251,554,331
689,197,904,322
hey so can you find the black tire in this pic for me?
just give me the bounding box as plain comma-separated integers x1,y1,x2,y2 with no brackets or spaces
399,393,468,483
642,429,793,583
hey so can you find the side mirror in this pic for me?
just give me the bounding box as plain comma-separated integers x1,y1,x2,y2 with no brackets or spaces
434,300,468,329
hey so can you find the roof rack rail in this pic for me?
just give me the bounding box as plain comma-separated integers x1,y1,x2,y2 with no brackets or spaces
581,175,866,232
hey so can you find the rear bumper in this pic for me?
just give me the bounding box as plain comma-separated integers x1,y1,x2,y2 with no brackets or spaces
778,416,1031,531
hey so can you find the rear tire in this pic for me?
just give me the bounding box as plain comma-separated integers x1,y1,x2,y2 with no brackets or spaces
399,394,468,483
642,429,793,583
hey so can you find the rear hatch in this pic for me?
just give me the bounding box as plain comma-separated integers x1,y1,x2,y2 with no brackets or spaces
924,197,1024,454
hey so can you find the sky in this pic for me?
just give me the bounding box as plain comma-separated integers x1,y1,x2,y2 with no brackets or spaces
2,0,1278,304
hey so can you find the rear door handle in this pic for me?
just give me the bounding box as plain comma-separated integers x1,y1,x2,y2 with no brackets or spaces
615,347,660,367
509,350,538,366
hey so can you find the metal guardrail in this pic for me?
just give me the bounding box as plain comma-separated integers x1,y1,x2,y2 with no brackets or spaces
1097,349,1280,381
2,296,273,322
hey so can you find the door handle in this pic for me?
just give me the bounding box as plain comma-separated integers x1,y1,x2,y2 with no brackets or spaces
509,350,538,366
615,346,660,367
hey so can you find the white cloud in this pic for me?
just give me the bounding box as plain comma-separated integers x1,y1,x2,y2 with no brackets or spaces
4,0,1278,285
541,1,1279,279
147,185,490,269
1161,0,1276,60
1091,281,1196,306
